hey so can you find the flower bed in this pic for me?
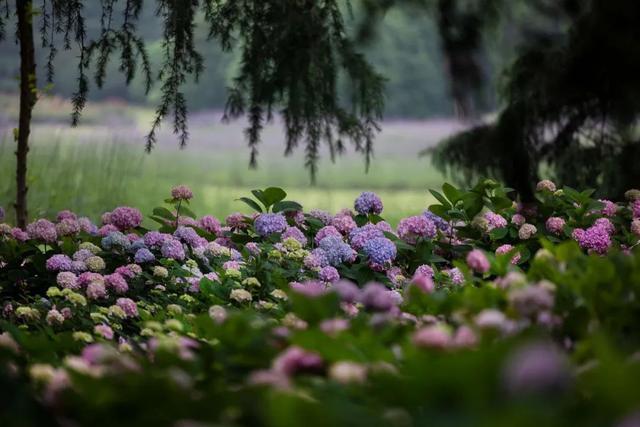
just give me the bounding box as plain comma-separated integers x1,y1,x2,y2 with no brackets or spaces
1,180,640,426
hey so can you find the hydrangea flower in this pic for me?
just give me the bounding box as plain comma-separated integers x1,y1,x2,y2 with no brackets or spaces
161,238,186,261
273,346,323,376
308,209,333,225
282,226,307,246
359,282,398,312
484,212,508,231
174,226,202,247
101,231,132,251
108,207,142,231
423,210,450,232
46,254,73,272
572,224,611,254
397,216,437,243
57,272,79,290
134,248,155,263
331,215,357,235
199,215,222,234
171,185,193,201
536,180,557,192
319,266,340,283
354,192,383,215
116,298,138,317
254,213,287,236
598,199,618,217
56,218,80,236
362,237,397,267
318,236,356,266
496,244,521,264
349,224,384,250
26,219,57,243
518,223,537,240
466,249,490,274
105,273,128,294
545,217,566,235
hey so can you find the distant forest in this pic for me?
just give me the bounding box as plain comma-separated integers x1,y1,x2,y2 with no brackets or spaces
0,2,527,119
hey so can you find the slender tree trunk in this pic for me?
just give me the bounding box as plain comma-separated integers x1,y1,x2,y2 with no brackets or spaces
15,0,37,228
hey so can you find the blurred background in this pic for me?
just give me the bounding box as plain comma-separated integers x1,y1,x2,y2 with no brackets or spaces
2,0,638,225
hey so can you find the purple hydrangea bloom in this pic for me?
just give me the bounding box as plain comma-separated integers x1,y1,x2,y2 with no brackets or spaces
171,185,193,201
56,272,79,290
282,226,308,246
545,217,566,235
414,264,435,278
46,254,73,272
359,282,398,312
254,213,287,236
161,238,186,260
304,249,329,269
349,224,384,250
397,216,437,244
55,218,80,236
331,215,357,235
354,192,383,215
105,273,129,294
423,210,450,231
199,215,222,234
143,231,169,249
593,217,615,235
362,237,397,267
484,212,508,230
315,225,342,245
332,280,361,303
503,341,569,394
318,236,356,266
573,224,611,254
134,248,156,263
445,268,464,285
86,281,108,300
174,226,202,247
598,199,617,217
98,224,119,237
108,207,143,231
26,219,57,243
273,346,323,376
116,298,138,317
56,210,77,221
77,217,98,234
11,228,29,241
290,280,329,297
308,209,333,225
466,249,490,274
319,266,340,283
73,249,94,262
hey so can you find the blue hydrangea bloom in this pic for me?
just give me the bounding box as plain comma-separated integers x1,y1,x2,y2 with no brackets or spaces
354,192,383,215
101,231,131,251
254,213,287,236
174,226,201,246
129,239,148,253
349,224,384,250
134,248,156,263
318,236,355,266
363,237,397,266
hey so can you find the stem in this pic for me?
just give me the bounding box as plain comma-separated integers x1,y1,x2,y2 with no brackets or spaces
15,0,37,229
176,200,182,228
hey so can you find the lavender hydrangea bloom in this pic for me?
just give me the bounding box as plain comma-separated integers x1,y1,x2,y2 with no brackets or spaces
308,209,333,225
362,237,397,266
332,280,361,303
108,207,143,231
359,282,398,312
254,213,287,236
116,298,138,317
199,215,222,234
26,219,57,243
304,249,329,269
134,248,156,263
573,224,611,254
273,346,323,376
423,210,450,231
290,280,329,298
282,226,308,246
46,254,73,272
143,231,169,249
315,226,342,245
174,226,201,246
319,266,340,283
318,236,356,266
56,218,80,236
77,217,98,234
105,273,129,294
161,238,186,260
171,185,193,201
349,224,384,250
397,216,437,244
354,192,383,215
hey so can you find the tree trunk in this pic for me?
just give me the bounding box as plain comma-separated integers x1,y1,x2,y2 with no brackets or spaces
15,0,37,229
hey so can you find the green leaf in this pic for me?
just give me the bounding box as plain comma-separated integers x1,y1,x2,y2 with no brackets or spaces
152,207,175,221
251,190,267,207
428,204,449,219
489,227,508,241
442,183,461,204
429,190,452,209
272,200,302,213
237,197,263,213
179,206,197,219
262,187,287,208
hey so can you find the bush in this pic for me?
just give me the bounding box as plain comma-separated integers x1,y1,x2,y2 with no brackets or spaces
1,180,640,426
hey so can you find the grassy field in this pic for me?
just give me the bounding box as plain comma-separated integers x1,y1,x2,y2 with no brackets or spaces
0,96,462,226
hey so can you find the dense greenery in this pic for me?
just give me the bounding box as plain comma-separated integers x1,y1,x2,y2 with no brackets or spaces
1,179,640,426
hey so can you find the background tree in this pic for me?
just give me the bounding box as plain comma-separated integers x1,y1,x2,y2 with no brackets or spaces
0,0,384,227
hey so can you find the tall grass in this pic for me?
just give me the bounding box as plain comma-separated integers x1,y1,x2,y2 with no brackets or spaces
0,123,445,226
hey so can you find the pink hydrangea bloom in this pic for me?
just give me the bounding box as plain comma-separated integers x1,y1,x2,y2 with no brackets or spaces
466,249,490,274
